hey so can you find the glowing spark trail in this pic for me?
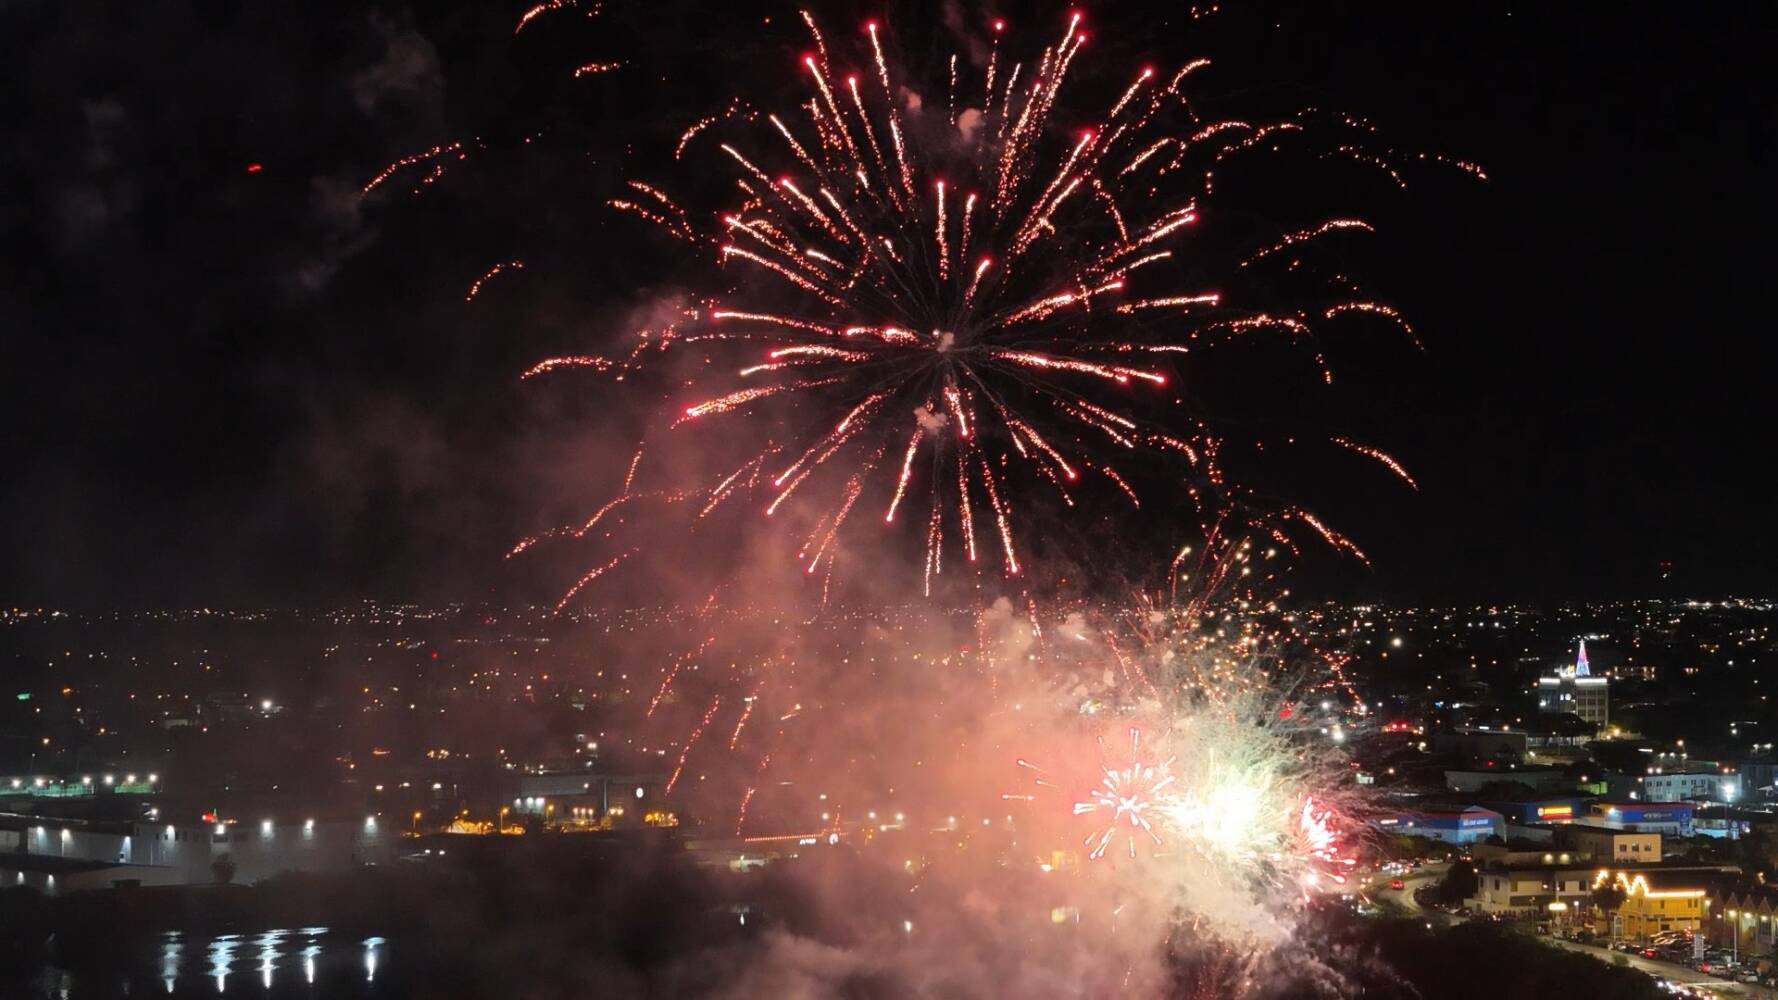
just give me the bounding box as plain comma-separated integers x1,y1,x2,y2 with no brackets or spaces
465,260,524,301
363,142,463,196
649,636,716,718
665,695,722,794
514,0,571,35
552,550,632,612
1329,436,1417,489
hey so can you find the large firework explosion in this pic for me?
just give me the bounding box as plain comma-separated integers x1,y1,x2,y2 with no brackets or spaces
500,5,1465,606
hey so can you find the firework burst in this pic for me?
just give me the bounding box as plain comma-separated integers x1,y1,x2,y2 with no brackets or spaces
519,9,1460,607
1011,688,1358,945
1072,728,1176,861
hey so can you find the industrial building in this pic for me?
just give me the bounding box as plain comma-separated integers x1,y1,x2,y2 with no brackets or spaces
1587,802,1696,837
0,814,394,893
1372,806,1503,845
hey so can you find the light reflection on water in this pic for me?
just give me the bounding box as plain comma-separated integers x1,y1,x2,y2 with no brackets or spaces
23,926,396,999
137,927,388,996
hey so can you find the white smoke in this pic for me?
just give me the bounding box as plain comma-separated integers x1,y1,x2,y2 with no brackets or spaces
956,107,985,145
913,402,949,435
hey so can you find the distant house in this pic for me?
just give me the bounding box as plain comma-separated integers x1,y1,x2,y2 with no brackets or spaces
1708,885,1778,957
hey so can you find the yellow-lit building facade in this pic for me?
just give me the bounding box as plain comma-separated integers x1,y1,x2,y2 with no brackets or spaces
1596,870,1707,942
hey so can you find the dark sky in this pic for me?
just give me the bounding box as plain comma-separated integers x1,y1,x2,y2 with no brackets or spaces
1,1,1773,608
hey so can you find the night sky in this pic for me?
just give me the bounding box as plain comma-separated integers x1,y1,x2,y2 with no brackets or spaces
2,1,1773,607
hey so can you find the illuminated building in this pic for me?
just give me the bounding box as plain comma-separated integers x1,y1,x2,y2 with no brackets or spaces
1614,769,1743,805
1537,640,1609,729
1588,802,1695,837
1596,869,1708,942
1470,863,1595,916
509,771,663,828
1479,797,1589,826
0,815,392,893
1738,754,1778,801
1372,806,1502,845
1555,823,1661,864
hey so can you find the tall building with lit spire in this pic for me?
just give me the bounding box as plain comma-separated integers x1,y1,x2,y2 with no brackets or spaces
1538,640,1610,728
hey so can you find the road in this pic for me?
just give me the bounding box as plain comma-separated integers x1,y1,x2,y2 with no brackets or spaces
1370,862,1448,918
1543,937,1774,997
